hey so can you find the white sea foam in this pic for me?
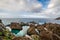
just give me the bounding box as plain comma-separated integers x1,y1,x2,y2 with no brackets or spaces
6,27,11,31
15,26,30,37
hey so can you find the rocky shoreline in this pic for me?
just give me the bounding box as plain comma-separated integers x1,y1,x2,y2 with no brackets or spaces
55,17,60,20
0,19,60,40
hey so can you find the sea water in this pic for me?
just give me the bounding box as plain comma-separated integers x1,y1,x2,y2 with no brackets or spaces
1,18,60,25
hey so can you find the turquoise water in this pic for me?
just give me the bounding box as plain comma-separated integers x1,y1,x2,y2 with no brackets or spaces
14,26,30,37
11,29,20,34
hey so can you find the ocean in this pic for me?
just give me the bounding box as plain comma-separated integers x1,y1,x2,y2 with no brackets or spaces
1,18,60,25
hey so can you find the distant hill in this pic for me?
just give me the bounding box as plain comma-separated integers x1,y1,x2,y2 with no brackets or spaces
55,17,60,20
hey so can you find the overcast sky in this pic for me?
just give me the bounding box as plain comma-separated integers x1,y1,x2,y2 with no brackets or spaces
0,0,60,18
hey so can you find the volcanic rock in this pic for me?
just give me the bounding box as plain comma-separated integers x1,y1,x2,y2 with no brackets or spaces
10,22,22,30
31,34,40,40
27,27,38,35
12,37,31,40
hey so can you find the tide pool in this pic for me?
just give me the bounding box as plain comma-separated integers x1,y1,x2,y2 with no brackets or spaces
11,29,20,34
11,26,30,37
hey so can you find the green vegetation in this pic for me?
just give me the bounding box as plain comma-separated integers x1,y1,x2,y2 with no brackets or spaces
0,27,15,40
0,32,2,35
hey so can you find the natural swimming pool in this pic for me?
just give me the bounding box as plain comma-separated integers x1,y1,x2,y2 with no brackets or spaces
11,29,20,34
